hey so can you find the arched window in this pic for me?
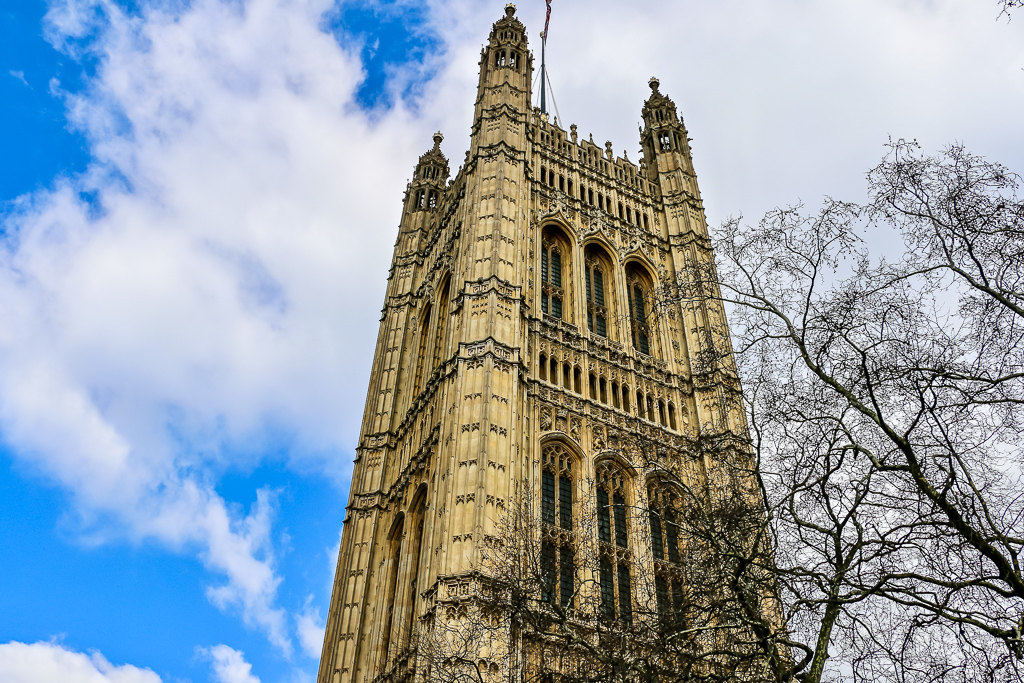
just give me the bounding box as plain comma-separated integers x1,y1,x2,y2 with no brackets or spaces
378,517,404,673
413,304,432,393
541,444,576,609
399,494,427,651
584,245,615,339
540,227,571,321
432,279,450,370
648,483,686,626
626,264,656,357
585,260,607,337
596,461,632,623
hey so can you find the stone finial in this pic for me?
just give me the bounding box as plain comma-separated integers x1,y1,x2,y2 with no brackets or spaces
432,131,444,149
605,140,614,159
570,123,578,144
505,3,516,17
649,77,660,92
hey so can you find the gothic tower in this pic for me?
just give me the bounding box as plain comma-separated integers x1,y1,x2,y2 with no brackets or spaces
318,6,753,683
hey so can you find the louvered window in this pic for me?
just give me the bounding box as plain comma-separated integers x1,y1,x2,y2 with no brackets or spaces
596,462,632,622
541,243,564,320
540,444,576,609
585,262,607,337
630,283,651,355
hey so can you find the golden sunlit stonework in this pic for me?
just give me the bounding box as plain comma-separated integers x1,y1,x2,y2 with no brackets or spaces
318,6,757,683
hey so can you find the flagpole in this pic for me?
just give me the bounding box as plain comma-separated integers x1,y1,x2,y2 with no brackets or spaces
540,31,547,115
539,0,551,115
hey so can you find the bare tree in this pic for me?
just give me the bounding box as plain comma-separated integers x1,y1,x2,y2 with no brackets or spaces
668,140,1024,683
420,475,788,683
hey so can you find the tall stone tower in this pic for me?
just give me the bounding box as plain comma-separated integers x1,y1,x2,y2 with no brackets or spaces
318,6,752,683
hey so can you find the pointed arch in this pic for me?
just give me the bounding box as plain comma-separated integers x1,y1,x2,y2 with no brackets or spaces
398,486,428,651
432,275,452,370
594,457,634,623
583,242,617,340
539,224,574,322
413,303,433,393
646,477,688,626
539,440,579,609
377,513,405,673
624,260,659,358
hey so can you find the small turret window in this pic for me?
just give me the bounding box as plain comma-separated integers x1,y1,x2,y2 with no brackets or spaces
659,132,672,151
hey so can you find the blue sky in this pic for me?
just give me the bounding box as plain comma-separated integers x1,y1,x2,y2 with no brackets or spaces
0,1,1022,682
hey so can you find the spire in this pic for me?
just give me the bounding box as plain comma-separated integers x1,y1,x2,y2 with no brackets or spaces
539,0,551,114
408,131,449,213
641,76,681,129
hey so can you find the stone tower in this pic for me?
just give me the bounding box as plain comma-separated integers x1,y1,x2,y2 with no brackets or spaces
317,6,752,683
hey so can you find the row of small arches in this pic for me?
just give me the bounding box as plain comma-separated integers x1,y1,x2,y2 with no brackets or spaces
537,354,679,431
539,166,650,229
411,188,439,210
493,49,521,71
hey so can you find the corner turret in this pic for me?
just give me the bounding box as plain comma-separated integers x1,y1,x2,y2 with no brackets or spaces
639,77,704,236
470,5,533,154
407,131,450,213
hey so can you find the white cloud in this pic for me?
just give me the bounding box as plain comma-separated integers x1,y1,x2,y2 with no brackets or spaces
203,645,261,683
0,641,161,683
295,597,326,659
1,0,433,655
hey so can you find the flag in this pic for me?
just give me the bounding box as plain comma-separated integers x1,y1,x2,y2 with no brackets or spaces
543,0,551,39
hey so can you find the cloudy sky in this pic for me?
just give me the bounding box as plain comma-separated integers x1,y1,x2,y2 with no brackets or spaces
0,0,1021,681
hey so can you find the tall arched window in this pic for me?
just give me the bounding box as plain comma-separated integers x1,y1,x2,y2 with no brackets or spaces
648,483,686,626
585,260,607,337
399,493,427,651
584,245,615,339
540,227,572,321
432,279,450,370
540,444,575,609
378,516,404,673
413,303,432,393
626,264,656,357
596,461,632,623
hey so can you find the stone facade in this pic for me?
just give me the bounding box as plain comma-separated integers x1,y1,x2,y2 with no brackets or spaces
317,6,750,683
